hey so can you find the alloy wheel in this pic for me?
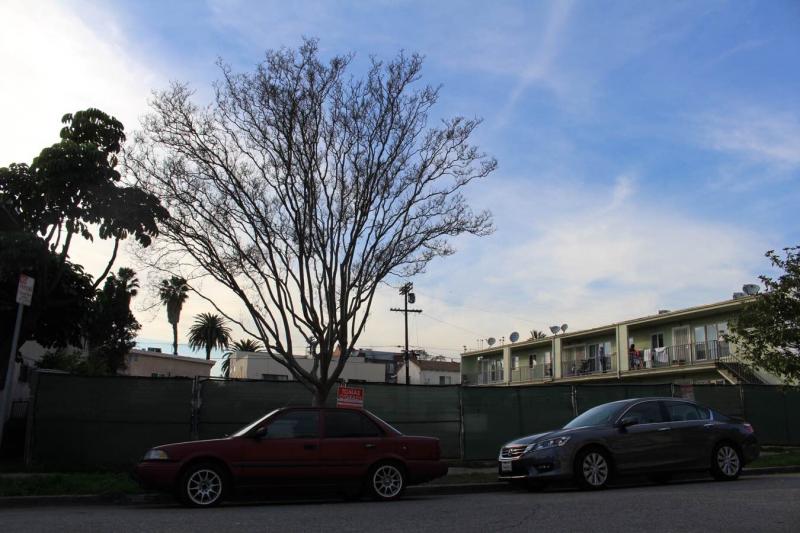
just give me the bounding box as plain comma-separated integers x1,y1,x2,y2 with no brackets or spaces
372,464,403,499
187,468,223,506
582,452,609,487
717,445,740,477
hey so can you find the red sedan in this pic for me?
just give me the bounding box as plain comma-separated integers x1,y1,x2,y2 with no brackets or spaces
135,407,448,507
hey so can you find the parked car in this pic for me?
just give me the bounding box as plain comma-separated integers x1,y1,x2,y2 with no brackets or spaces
498,397,759,490
135,407,447,507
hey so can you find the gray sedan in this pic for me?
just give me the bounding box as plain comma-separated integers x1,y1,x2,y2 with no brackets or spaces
498,397,759,490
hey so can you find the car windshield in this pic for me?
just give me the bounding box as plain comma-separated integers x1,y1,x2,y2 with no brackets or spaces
563,402,625,429
231,409,280,437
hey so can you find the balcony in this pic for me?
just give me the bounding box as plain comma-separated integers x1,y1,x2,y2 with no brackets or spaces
561,354,617,378
510,364,553,383
628,340,731,371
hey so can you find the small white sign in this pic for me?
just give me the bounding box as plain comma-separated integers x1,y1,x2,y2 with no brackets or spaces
16,274,35,306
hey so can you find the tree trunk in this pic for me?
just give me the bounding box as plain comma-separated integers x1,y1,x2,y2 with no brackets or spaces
311,383,331,407
171,322,178,355
205,346,211,361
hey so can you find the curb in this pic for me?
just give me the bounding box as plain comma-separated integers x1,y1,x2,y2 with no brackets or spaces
1,466,798,507
741,465,800,476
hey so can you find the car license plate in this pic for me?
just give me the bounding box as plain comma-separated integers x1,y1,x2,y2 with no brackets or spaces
501,461,512,473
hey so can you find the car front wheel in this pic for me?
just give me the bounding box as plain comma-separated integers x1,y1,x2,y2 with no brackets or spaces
368,462,406,501
179,463,228,507
576,448,611,490
711,443,742,481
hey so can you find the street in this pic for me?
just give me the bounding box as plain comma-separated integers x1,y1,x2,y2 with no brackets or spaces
2,474,799,532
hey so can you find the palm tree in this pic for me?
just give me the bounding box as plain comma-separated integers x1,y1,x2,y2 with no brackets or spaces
158,276,189,355
116,267,140,299
188,313,232,361
221,338,263,378
529,330,548,340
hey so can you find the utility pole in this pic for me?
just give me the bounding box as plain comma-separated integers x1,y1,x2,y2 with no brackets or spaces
0,275,34,448
391,282,421,385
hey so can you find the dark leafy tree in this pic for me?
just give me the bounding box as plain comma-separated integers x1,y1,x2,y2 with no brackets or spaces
127,40,496,404
83,267,141,374
221,338,263,378
727,247,800,384
0,109,167,382
188,313,232,361
529,330,547,340
158,276,190,355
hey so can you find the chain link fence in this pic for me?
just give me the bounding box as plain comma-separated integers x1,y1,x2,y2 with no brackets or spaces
25,372,800,469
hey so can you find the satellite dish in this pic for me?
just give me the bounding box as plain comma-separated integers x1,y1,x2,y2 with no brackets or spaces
560,324,569,333
509,332,519,343
732,292,746,299
549,325,560,335
487,337,496,346
742,284,760,296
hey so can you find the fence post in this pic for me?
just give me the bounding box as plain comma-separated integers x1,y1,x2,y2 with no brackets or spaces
571,385,578,417
458,385,465,462
23,370,39,467
739,383,746,420
190,377,201,440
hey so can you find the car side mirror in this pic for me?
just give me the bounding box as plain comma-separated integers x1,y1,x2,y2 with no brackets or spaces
616,417,637,429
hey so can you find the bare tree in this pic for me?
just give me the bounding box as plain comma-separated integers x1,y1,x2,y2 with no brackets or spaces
126,40,496,405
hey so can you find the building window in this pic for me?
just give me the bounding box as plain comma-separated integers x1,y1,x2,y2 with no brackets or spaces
439,376,452,385
651,333,664,349
262,373,288,381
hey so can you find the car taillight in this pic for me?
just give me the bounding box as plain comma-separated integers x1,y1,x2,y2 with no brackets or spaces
743,423,754,434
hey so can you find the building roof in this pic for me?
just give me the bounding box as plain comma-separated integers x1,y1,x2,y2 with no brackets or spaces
128,349,216,366
411,359,461,373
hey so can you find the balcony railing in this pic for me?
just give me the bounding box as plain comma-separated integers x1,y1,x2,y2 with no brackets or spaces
629,340,731,371
561,354,617,378
475,369,505,385
510,363,554,383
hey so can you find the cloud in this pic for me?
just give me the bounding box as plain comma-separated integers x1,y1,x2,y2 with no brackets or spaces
0,0,163,164
700,108,800,168
391,173,769,353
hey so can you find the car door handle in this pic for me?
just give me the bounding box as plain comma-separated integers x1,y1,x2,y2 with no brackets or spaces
658,427,672,432
304,444,318,450
703,423,716,428
364,443,376,449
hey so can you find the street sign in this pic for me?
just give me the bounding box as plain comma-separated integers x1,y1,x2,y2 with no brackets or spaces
336,385,364,409
16,275,35,306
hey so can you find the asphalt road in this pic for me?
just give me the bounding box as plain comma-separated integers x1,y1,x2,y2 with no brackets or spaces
2,474,799,532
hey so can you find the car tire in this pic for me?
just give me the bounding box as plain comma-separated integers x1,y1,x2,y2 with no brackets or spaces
367,462,406,501
575,448,612,490
178,462,228,508
711,442,743,481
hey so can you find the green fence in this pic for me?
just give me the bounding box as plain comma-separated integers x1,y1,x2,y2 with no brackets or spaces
28,374,194,469
25,372,800,469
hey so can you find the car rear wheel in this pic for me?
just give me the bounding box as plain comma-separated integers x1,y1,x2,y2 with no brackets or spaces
368,462,405,501
179,463,228,507
576,448,611,490
711,443,742,481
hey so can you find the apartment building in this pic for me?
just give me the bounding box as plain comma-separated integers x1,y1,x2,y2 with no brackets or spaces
461,297,780,387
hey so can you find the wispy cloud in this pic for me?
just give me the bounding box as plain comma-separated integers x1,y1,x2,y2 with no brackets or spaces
701,108,800,168
496,0,574,123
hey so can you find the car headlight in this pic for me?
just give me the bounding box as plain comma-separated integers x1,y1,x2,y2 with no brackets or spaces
143,449,169,461
526,436,571,452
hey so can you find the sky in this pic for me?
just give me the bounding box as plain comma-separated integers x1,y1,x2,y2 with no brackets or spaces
2,0,799,371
